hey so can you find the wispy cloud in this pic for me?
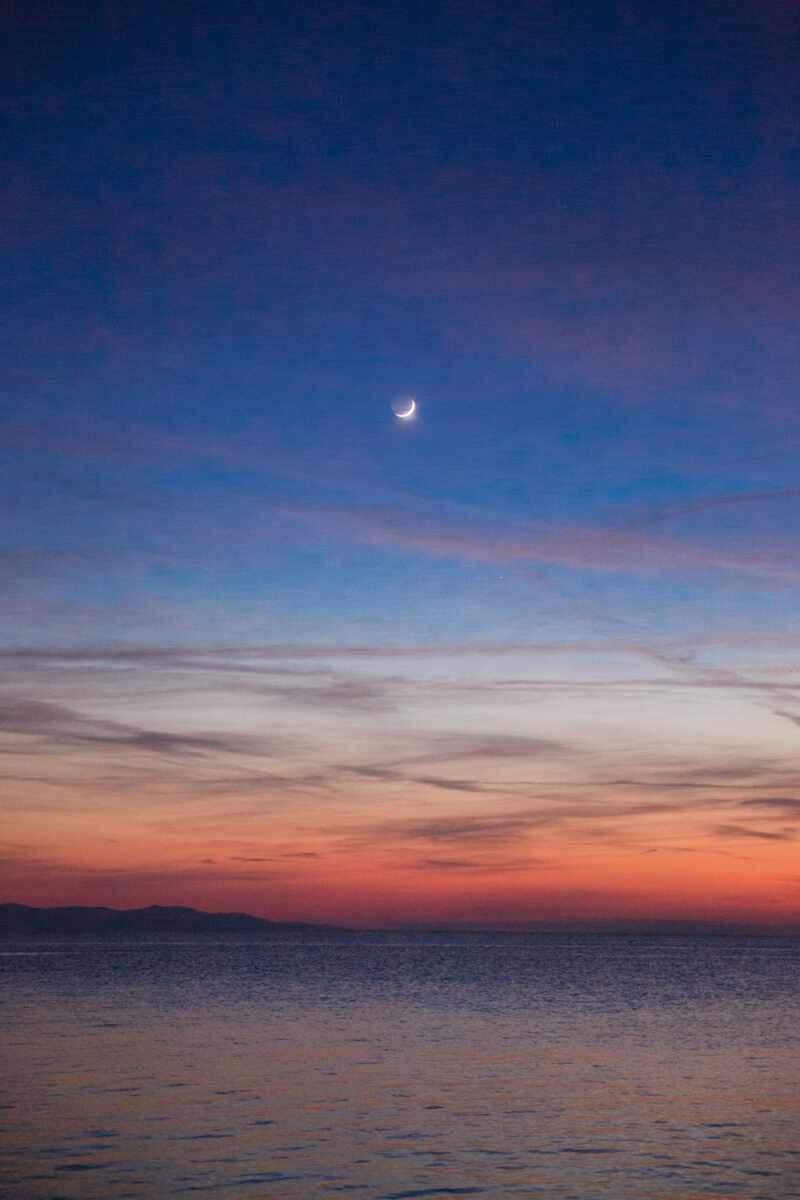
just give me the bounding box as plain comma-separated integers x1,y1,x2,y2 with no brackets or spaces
361,798,687,852
715,824,795,842
739,797,800,817
0,851,289,887
0,699,269,760
410,856,547,873
378,733,578,769
5,634,800,667
644,488,800,525
635,643,800,736
282,502,800,582
370,811,549,847
349,766,490,794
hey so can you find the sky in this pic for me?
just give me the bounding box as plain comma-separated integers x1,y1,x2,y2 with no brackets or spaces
3,0,800,928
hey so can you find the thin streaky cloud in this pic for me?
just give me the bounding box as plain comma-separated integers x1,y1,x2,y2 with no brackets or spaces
5,632,800,666
361,800,694,851
715,824,795,842
643,487,800,525
739,798,800,815
0,699,281,761
409,856,550,873
282,502,800,582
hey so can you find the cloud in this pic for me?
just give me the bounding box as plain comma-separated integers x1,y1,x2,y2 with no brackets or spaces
403,773,489,794
190,771,333,796
375,812,548,846
638,758,800,792
410,856,546,873
341,735,585,798
0,851,288,886
245,673,404,713
362,798,677,849
646,488,800,526
771,709,800,729
5,633,800,668
637,643,800,735
715,824,795,842
228,852,320,863
282,502,800,583
349,765,501,795
0,641,593,666
739,798,800,816
384,733,576,768
0,698,264,759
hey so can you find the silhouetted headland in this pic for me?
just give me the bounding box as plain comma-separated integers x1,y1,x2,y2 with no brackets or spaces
1,903,797,939
0,903,349,940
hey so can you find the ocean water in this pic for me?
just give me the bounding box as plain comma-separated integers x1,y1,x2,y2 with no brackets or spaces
1,935,799,1200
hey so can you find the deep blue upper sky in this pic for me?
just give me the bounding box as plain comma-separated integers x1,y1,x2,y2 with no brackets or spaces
3,0,800,648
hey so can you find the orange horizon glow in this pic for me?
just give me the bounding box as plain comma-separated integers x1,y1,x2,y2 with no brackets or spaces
4,836,798,929
3,641,799,930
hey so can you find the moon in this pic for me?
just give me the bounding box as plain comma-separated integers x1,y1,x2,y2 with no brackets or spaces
391,395,417,420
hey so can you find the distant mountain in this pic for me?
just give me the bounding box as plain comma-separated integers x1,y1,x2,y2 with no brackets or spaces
0,903,348,939
2,904,793,940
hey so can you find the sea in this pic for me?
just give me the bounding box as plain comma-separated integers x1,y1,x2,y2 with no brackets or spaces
1,934,798,1199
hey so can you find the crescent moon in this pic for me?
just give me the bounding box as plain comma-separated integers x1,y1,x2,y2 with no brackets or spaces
395,397,416,420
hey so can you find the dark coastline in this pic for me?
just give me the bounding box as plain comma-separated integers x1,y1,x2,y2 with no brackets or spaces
0,902,347,940
2,902,798,940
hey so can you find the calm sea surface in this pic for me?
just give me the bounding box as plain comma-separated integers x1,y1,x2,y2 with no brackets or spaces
1,935,798,1199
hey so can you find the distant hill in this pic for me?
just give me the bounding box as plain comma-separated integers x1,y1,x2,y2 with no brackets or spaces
2,904,793,940
0,903,348,939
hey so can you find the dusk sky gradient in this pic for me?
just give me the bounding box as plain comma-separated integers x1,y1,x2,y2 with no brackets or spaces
3,0,800,926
